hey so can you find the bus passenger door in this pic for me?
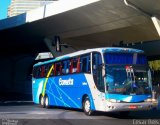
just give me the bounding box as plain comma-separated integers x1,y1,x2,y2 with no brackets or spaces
92,53,105,92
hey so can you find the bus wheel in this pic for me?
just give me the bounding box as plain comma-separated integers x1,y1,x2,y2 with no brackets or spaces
83,97,94,116
40,95,45,108
45,95,50,108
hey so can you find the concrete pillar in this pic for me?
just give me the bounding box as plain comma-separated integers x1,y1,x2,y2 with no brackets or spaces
152,16,160,37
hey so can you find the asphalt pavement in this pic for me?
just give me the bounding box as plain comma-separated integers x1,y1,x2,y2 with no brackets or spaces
0,101,160,125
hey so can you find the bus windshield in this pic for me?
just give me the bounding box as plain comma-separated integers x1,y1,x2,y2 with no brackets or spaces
106,65,151,95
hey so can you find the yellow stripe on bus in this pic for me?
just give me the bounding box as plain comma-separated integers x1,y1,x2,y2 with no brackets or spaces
42,65,54,97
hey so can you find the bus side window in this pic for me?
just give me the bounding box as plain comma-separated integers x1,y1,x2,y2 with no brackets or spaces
37,67,41,78
61,61,65,75
69,58,80,74
32,67,37,78
44,65,49,77
77,57,81,73
55,62,62,76
45,64,54,77
82,58,87,72
54,63,56,76
81,54,91,73
40,66,45,78
50,64,54,77
32,67,35,78
72,58,78,73
69,59,73,74
65,60,70,74
62,60,69,75
87,55,91,72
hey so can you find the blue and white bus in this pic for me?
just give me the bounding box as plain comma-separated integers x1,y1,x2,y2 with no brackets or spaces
32,47,156,115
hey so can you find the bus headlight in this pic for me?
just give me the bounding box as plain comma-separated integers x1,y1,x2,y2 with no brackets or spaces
145,98,152,102
108,99,120,103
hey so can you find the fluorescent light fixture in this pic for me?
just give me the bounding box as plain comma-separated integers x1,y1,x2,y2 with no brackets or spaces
152,16,160,37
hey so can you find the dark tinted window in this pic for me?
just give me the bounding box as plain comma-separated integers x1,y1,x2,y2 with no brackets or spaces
80,54,91,73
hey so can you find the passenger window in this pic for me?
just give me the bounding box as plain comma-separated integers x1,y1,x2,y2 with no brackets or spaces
69,59,73,73
77,57,81,73
80,54,91,73
45,64,54,77
40,66,45,78
37,67,41,78
61,60,69,75
66,60,70,74
44,65,49,77
72,59,77,73
61,61,66,75
55,62,62,76
69,58,81,74
32,67,37,78
49,64,54,77
81,58,87,72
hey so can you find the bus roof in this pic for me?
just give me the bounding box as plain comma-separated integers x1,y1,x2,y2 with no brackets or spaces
33,47,144,67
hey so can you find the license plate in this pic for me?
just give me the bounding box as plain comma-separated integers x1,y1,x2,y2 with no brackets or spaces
129,105,137,109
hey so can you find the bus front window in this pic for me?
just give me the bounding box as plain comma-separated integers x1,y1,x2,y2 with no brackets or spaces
106,65,151,95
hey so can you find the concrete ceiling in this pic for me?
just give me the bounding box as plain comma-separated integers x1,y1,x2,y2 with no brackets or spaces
129,0,160,17
0,0,160,56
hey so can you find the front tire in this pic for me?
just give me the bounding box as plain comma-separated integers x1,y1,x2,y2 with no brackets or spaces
83,97,94,116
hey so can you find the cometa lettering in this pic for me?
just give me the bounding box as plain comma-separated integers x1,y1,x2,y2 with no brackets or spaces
59,78,74,86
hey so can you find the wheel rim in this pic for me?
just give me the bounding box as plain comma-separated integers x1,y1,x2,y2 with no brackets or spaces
41,96,44,105
45,97,49,106
84,100,90,112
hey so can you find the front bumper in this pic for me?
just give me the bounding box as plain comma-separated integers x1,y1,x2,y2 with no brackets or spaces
105,101,157,112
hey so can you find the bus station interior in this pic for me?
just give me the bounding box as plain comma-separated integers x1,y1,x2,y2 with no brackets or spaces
0,0,160,101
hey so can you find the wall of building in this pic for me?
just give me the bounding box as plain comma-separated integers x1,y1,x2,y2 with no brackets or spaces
8,0,54,17
0,54,35,100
